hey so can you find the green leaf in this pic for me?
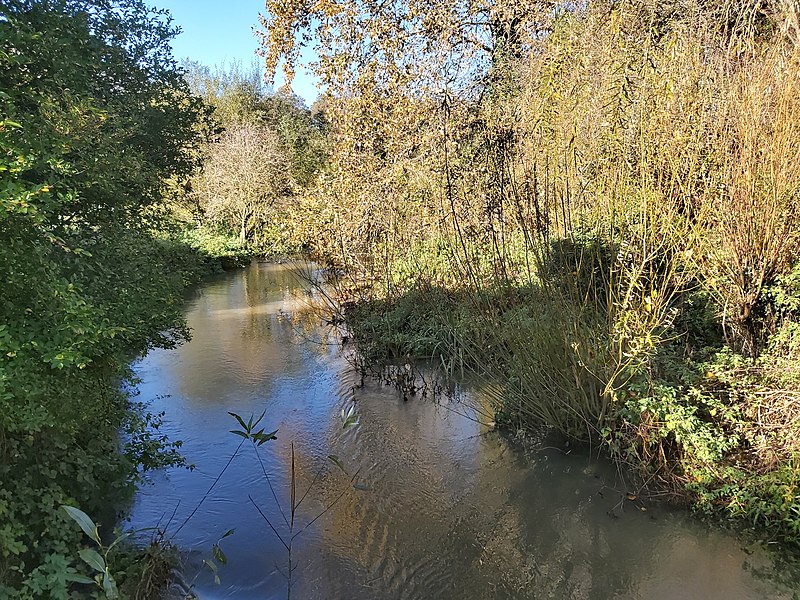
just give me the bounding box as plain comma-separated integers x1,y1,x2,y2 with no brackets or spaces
221,528,235,539
62,505,101,543
203,559,221,585
327,454,346,472
203,559,218,574
213,543,227,565
254,428,278,446
341,404,358,429
228,412,247,431
102,570,119,599
79,548,106,573
252,409,267,428
107,531,133,551
64,573,96,585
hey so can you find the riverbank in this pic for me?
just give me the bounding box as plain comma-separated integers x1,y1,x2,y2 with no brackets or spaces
336,259,800,548
0,227,242,598
260,0,800,550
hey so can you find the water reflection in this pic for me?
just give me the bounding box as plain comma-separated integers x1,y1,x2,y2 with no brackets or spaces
128,262,798,600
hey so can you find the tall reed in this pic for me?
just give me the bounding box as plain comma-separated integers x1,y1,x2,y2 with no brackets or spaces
298,1,800,441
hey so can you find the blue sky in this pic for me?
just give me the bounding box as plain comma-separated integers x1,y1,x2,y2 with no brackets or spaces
154,0,320,106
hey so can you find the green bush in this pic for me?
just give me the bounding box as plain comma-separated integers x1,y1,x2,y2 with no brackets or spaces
0,1,210,595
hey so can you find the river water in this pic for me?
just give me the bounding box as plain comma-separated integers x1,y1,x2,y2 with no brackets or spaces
128,262,798,600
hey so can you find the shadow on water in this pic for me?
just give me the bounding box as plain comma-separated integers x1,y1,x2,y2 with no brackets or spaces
127,262,800,600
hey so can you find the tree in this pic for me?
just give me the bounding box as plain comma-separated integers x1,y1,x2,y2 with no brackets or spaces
182,61,328,185
253,0,564,274
182,59,270,127
257,0,553,95
179,63,328,252
0,1,206,595
194,122,290,243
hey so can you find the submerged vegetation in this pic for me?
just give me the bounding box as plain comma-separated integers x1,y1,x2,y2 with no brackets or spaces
257,0,800,543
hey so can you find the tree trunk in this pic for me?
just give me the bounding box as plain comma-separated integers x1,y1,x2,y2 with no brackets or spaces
239,209,251,243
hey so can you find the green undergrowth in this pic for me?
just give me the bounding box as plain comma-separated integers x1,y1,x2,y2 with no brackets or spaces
0,1,261,595
180,222,305,267
0,228,216,598
179,224,253,268
0,223,269,598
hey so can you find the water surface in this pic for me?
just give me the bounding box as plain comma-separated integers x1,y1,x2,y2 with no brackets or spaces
128,262,798,599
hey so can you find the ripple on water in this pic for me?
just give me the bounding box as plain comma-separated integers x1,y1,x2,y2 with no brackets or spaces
127,263,800,600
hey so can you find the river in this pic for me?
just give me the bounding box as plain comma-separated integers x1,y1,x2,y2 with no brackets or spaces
127,261,798,599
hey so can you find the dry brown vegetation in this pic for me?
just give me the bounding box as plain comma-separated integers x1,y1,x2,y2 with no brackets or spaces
258,0,800,539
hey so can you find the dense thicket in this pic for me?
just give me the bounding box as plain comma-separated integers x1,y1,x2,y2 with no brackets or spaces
258,0,800,540
0,1,209,596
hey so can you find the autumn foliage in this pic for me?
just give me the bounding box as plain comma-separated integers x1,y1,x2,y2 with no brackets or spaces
258,0,800,540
